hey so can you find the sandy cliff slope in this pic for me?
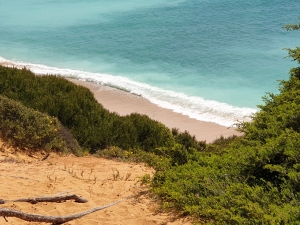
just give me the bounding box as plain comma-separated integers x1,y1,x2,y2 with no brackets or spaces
0,141,192,225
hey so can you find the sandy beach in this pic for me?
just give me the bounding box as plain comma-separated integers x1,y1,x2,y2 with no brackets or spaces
69,79,241,143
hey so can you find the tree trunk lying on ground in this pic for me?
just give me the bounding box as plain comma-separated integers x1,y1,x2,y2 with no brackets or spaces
0,194,129,224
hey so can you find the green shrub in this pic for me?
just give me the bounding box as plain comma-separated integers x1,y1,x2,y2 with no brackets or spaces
95,146,130,160
0,66,178,152
0,95,81,154
172,128,207,151
125,113,175,150
150,19,300,224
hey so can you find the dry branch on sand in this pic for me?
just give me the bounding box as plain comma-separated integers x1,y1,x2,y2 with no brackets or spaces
0,194,130,224
0,194,88,204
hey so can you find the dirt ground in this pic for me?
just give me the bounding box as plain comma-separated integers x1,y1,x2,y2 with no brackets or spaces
0,140,193,225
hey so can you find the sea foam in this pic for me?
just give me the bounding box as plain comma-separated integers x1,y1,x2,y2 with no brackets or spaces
0,56,257,127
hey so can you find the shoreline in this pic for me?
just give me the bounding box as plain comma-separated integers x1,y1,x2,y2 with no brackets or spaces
0,61,241,142
69,79,241,143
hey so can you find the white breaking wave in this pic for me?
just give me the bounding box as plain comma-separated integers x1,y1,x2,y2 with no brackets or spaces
0,56,257,127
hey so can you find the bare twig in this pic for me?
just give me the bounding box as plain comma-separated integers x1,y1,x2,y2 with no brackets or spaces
41,153,51,161
0,198,127,224
3,216,8,222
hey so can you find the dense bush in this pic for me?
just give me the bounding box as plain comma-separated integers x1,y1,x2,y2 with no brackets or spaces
153,160,300,224
0,66,112,150
150,19,300,224
124,113,175,150
172,128,206,151
0,95,81,154
0,66,178,152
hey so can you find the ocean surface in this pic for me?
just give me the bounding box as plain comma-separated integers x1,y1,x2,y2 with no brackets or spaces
0,0,299,126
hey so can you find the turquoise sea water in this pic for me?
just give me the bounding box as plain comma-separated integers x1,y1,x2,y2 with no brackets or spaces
0,0,299,126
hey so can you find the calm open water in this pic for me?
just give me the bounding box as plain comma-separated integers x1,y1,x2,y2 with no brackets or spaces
0,0,299,126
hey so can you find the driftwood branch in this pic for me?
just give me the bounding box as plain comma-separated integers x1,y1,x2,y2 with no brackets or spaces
0,198,126,224
0,194,88,204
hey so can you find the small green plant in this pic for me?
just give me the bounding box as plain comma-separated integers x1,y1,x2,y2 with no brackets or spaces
137,174,151,186
96,146,128,160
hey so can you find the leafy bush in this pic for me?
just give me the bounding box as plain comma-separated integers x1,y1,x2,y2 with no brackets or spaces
172,128,207,151
150,19,300,224
125,113,175,151
0,66,178,152
0,95,81,154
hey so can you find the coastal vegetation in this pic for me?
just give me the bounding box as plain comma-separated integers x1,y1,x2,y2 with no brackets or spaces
0,95,80,154
0,19,300,224
148,20,300,224
0,66,203,153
